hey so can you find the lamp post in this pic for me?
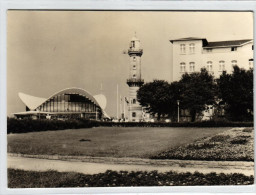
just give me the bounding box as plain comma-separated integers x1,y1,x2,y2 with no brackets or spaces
177,100,180,123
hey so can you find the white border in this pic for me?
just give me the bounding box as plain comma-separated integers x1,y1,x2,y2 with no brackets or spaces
0,0,255,194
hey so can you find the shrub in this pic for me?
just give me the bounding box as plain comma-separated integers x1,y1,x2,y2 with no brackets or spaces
243,128,253,133
187,143,215,150
210,135,230,142
97,121,253,128
8,169,254,187
7,118,96,134
7,117,253,134
230,138,248,145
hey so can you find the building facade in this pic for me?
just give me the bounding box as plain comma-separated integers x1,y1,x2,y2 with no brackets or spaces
170,37,253,81
126,35,144,121
13,87,109,120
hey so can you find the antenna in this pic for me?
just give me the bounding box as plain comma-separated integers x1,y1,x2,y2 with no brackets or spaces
100,83,103,92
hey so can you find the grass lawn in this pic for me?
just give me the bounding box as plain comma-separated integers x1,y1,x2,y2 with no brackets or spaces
8,168,253,187
152,127,254,161
8,127,229,158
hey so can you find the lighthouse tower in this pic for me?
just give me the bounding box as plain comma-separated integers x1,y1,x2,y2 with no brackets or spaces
127,34,144,121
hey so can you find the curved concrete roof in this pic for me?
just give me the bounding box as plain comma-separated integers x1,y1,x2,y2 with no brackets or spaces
19,87,102,110
93,94,107,110
45,87,101,108
18,93,47,111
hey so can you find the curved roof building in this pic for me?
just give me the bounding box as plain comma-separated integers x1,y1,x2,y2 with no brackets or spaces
14,87,110,120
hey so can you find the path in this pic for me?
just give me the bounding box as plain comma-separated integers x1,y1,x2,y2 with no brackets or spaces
8,154,254,176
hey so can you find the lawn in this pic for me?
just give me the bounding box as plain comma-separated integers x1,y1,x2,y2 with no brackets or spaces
152,127,254,161
8,169,254,187
8,127,229,158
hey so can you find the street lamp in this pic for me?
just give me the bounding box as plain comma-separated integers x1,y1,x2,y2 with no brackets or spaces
177,100,180,123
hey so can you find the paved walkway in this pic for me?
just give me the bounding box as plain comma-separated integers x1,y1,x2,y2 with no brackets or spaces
8,153,254,176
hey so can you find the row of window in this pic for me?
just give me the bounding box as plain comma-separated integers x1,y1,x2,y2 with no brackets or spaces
180,43,195,54
180,62,195,72
39,101,97,113
37,94,98,113
179,60,250,73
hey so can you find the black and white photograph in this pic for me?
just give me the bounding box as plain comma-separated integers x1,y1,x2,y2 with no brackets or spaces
5,9,254,189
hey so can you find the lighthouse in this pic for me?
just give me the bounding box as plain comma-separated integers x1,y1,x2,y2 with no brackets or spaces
126,34,144,121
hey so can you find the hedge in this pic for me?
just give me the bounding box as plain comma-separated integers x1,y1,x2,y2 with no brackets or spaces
8,169,254,187
7,118,253,134
7,118,99,134
98,121,253,127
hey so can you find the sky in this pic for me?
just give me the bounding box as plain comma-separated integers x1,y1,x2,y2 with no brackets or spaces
7,11,253,117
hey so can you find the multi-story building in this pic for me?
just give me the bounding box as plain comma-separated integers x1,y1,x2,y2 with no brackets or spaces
170,37,253,81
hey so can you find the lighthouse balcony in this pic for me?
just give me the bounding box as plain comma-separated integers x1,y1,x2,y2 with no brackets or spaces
128,48,143,55
127,78,144,86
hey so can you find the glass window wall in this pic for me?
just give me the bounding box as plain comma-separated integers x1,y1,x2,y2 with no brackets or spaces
38,94,99,113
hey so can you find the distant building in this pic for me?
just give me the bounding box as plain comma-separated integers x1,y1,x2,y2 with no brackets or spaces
170,37,253,122
13,87,110,120
170,37,253,81
126,35,144,122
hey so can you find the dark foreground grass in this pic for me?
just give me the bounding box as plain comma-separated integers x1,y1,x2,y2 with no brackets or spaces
8,169,254,188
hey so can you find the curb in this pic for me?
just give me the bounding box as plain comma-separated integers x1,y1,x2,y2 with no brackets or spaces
8,153,254,170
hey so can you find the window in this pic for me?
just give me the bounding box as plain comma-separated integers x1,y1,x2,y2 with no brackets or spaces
180,44,186,54
189,62,195,72
231,47,237,51
133,65,136,70
180,62,186,72
189,43,195,53
206,48,212,53
132,99,136,104
131,41,135,47
219,60,225,71
231,60,237,66
249,59,253,68
133,56,136,61
252,45,254,50
133,74,136,78
207,61,213,72
132,112,136,117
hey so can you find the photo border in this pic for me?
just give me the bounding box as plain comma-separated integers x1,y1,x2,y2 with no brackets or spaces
0,0,255,194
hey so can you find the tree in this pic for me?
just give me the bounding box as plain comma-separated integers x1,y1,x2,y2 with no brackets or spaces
179,68,216,122
217,66,253,121
137,80,172,121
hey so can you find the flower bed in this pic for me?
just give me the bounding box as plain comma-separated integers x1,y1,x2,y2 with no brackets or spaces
8,169,254,188
151,127,254,161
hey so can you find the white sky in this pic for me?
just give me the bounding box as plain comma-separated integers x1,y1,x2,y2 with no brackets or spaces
7,11,253,117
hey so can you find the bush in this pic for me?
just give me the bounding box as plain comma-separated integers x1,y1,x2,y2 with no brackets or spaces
7,117,253,134
187,143,215,150
97,121,253,128
243,128,253,133
7,118,98,134
8,169,254,188
230,138,248,145
210,135,230,142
